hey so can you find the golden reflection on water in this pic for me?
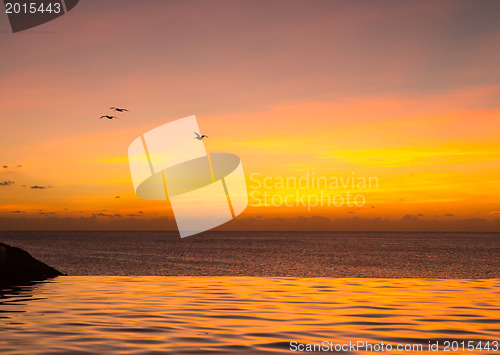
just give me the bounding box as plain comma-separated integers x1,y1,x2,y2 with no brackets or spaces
0,277,499,354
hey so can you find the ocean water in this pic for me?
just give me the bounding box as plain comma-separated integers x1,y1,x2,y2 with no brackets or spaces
0,231,499,277
0,277,499,354
1,232,499,353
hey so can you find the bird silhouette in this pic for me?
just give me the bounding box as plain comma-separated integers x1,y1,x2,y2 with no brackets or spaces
110,107,129,112
194,132,208,140
100,115,119,120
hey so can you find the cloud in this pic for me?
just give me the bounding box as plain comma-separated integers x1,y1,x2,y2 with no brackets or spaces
444,213,455,217
0,215,498,232
418,213,424,216
0,180,15,186
115,196,120,198
30,185,52,189
114,214,122,217
0,215,177,231
11,210,24,213
92,213,113,217
2,165,7,168
402,214,421,222
39,212,56,215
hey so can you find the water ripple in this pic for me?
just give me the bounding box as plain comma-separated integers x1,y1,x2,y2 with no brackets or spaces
0,277,498,354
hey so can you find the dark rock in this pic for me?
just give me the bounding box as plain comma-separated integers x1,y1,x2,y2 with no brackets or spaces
0,242,64,287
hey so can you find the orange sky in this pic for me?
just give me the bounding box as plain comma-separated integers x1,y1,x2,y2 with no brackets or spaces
1,0,500,231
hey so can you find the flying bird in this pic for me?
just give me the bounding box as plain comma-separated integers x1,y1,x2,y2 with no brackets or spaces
110,107,129,112
194,132,208,140
100,115,119,120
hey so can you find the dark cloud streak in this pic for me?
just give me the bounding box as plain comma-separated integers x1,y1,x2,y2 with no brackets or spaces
30,185,52,189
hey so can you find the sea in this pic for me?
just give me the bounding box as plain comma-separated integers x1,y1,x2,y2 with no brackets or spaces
0,231,499,354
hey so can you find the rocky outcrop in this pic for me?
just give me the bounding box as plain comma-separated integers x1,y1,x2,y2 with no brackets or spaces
0,242,63,287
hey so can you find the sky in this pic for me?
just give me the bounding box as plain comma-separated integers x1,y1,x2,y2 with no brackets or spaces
1,0,500,231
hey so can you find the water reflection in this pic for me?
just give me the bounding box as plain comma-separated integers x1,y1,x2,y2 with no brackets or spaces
0,277,499,354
